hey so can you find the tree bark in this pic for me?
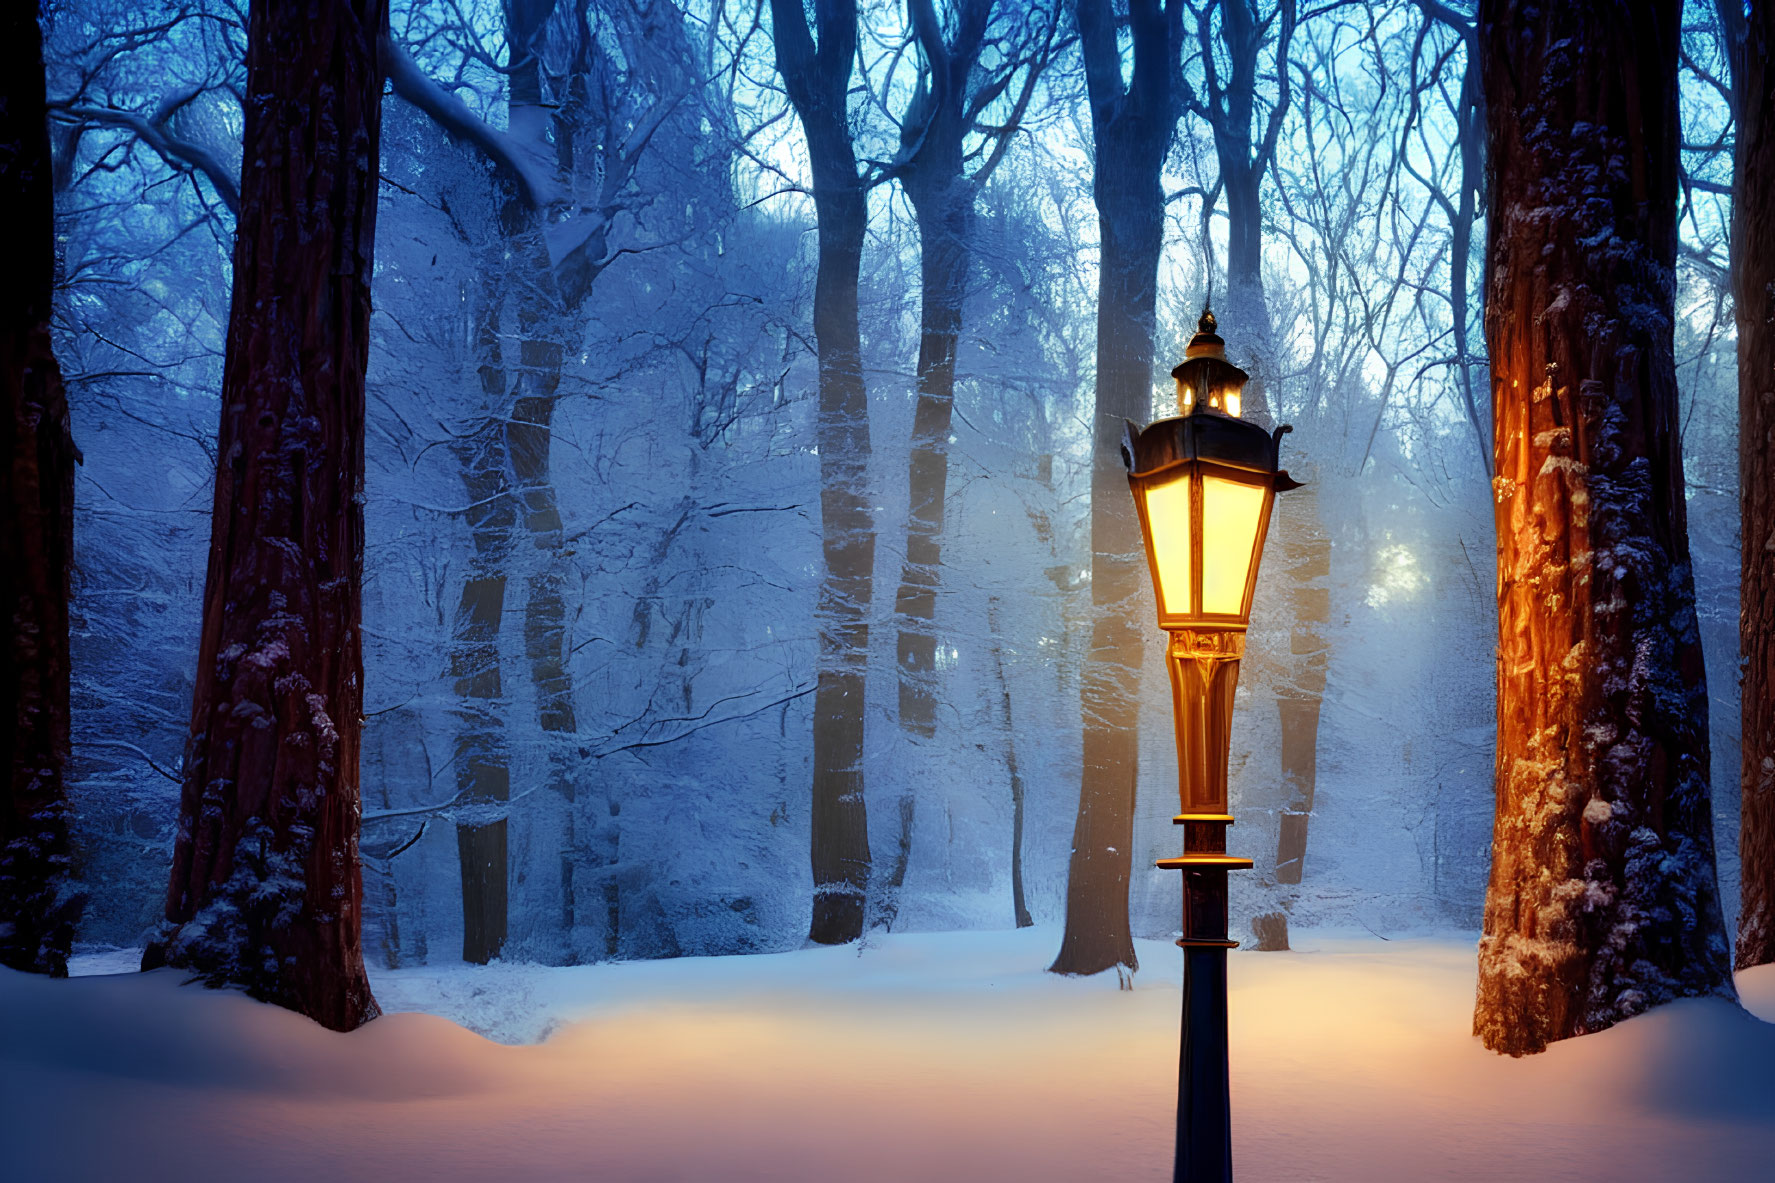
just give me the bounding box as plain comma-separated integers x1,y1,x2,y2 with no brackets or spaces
142,0,386,1033
879,0,990,930
1194,3,1328,929
1473,0,1734,1056
1733,0,1775,970
1273,480,1329,889
880,0,1057,928
449,0,589,966
1051,0,1185,977
452,0,574,967
772,0,874,945
0,1,82,977
892,18,978,746
449,296,514,966
516,98,584,971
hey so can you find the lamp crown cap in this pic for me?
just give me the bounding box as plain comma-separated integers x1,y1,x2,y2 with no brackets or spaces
1184,302,1225,361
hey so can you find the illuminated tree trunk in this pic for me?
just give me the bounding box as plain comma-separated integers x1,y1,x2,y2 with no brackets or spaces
1051,0,1185,977
1732,0,1775,970
0,1,81,977
143,0,386,1032
1473,0,1733,1056
772,0,874,944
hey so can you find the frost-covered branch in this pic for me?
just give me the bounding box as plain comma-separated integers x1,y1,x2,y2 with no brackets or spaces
379,33,559,209
364,783,545,824
51,101,241,214
590,683,817,759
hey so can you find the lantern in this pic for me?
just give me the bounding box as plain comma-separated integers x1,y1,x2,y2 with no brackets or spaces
1121,307,1299,823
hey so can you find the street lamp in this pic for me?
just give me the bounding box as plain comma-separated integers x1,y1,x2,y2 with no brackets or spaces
1120,305,1298,1183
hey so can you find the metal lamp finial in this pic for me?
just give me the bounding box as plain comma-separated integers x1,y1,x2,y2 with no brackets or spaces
1184,303,1226,362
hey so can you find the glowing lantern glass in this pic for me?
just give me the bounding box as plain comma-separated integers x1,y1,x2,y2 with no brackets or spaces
1122,309,1298,635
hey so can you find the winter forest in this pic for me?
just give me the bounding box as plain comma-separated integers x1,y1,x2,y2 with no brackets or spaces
3,0,1774,1180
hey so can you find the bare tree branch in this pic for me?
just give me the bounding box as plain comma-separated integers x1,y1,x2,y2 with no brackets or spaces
51,102,241,214
380,32,559,208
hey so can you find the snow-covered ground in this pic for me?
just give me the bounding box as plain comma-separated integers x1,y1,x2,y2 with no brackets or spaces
5,929,1772,1181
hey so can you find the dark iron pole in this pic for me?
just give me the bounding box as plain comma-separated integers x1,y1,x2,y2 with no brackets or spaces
1176,868,1233,1182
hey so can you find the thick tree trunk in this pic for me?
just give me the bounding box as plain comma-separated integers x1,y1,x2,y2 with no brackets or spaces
513,356,580,961
1052,0,1184,977
143,0,386,1032
1273,481,1329,888
449,0,548,970
449,289,515,966
892,1,992,747
1200,0,1322,926
450,496,512,961
772,0,874,945
1734,0,1775,970
879,73,973,931
893,156,970,743
508,161,579,966
1473,0,1734,1056
882,0,1045,928
0,2,81,977
449,1,589,966
804,155,874,946
503,9,581,860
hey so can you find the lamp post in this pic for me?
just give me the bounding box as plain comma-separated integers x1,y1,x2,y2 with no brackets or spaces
1120,306,1298,1183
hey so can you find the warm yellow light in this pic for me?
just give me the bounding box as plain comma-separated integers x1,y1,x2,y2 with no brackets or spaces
1225,390,1241,418
1142,474,1193,616
1201,476,1266,615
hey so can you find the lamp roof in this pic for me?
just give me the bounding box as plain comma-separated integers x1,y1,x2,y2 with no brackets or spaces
1182,306,1226,361
1171,303,1249,396
1121,409,1292,476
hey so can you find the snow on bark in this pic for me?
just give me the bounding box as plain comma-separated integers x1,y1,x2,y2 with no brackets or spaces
1473,0,1734,1056
142,0,387,1032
